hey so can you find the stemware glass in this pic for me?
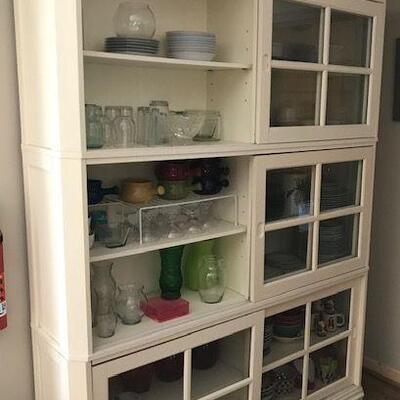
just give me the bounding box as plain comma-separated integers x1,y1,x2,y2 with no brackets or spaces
198,202,218,230
182,204,203,234
166,208,184,239
142,210,160,243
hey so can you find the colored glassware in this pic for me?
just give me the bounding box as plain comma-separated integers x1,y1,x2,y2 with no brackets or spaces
183,240,215,291
198,255,226,303
159,246,184,300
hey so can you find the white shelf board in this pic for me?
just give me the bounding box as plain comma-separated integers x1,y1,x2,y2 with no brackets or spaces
83,139,377,165
192,361,245,400
83,50,252,71
263,338,305,372
84,141,257,164
92,288,249,361
90,221,246,262
127,360,244,400
309,327,349,349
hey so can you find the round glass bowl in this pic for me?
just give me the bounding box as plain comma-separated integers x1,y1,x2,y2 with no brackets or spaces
114,2,156,38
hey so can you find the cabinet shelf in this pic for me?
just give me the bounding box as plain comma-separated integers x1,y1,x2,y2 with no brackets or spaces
263,339,305,373
92,288,249,360
83,50,252,71
90,220,246,262
84,141,257,164
133,360,245,400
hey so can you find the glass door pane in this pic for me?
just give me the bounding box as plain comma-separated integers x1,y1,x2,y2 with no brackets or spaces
326,74,368,125
271,70,320,127
330,11,372,67
217,387,249,400
310,290,351,346
273,0,323,63
308,339,348,395
191,329,250,399
262,358,304,400
266,167,314,222
318,214,359,266
264,306,306,366
110,353,184,400
321,161,362,212
265,224,312,281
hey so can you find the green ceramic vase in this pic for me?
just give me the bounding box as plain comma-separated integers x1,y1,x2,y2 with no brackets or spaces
183,240,215,291
159,246,184,300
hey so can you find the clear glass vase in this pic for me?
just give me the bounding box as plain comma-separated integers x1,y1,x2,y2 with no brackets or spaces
198,255,226,304
92,263,116,315
115,283,147,325
113,2,156,39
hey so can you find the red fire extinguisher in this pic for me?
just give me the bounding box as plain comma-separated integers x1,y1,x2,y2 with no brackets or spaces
0,230,7,330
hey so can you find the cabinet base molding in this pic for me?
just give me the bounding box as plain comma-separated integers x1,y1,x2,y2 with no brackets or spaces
327,385,364,400
364,357,400,385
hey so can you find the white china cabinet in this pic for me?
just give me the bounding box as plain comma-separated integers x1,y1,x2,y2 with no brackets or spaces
13,0,384,399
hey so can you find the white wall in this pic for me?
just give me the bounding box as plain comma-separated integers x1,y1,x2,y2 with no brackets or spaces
365,0,400,378
0,1,34,399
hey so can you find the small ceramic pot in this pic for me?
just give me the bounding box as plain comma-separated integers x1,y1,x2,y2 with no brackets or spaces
158,180,192,200
121,179,165,204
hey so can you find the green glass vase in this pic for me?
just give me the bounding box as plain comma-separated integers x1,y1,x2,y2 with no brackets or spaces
183,240,215,291
159,246,184,300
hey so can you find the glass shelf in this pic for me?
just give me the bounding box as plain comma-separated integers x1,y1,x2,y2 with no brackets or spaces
89,193,244,262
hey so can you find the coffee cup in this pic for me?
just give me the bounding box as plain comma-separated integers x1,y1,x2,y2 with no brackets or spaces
323,312,345,333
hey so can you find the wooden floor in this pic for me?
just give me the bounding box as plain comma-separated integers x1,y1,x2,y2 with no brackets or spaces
363,371,400,400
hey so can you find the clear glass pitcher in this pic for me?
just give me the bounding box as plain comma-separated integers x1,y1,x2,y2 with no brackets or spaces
115,283,147,325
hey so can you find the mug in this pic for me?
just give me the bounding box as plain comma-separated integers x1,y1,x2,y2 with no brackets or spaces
121,179,165,204
323,312,345,333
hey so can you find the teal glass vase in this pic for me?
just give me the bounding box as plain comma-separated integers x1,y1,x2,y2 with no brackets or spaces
159,246,184,300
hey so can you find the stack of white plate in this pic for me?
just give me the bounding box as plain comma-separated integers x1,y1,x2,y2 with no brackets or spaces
320,181,350,211
105,37,159,56
166,31,216,61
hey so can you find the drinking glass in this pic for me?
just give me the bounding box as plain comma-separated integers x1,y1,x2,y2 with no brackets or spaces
114,106,137,147
101,112,115,148
182,205,203,234
85,104,104,149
